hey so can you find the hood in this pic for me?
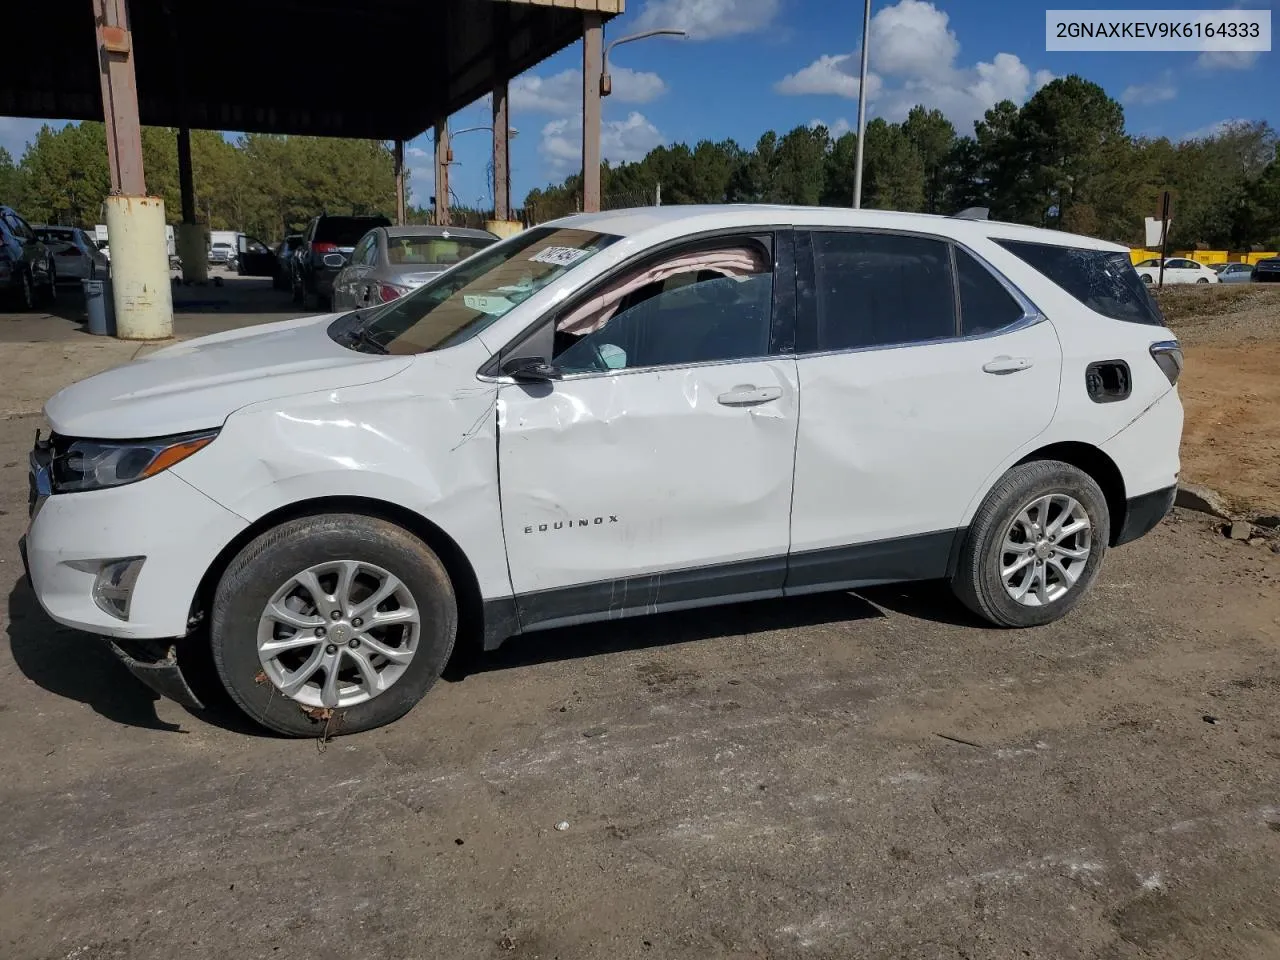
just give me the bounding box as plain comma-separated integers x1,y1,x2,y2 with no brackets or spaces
45,313,414,439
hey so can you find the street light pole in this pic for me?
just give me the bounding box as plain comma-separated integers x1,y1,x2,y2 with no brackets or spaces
446,125,518,214
852,0,872,209
581,24,687,213
601,28,687,96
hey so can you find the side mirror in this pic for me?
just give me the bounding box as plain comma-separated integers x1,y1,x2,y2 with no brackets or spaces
323,253,347,268
501,356,561,382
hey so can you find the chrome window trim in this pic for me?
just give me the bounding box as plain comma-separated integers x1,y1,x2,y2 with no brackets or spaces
797,226,1047,358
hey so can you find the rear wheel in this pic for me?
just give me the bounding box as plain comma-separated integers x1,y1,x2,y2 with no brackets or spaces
951,460,1110,628
210,514,458,736
1196,277,1209,284
1141,274,1153,284
291,271,304,304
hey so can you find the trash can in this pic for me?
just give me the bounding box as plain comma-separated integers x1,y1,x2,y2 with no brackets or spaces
83,278,115,336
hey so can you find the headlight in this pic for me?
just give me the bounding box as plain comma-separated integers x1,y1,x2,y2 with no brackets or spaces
51,429,218,493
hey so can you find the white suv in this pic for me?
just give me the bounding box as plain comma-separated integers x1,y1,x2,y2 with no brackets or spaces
21,206,1184,736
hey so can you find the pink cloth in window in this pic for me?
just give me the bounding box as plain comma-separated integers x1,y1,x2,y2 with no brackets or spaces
558,246,768,335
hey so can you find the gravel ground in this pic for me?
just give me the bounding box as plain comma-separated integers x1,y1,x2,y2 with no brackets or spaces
2,405,1280,959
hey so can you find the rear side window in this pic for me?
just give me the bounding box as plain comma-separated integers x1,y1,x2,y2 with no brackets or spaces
996,240,1164,326
315,216,391,246
812,231,955,350
956,248,1025,336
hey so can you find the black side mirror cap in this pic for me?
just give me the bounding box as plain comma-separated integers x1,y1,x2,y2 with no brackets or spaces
501,356,561,382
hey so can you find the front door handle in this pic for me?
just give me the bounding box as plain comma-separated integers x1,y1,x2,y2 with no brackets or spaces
982,356,1033,375
718,385,782,406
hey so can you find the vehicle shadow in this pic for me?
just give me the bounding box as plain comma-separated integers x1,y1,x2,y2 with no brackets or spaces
5,575,268,736
6,574,182,731
451,590,889,679
857,580,990,628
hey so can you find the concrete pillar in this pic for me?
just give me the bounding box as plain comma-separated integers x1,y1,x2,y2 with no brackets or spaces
434,121,451,227
93,0,171,339
394,139,407,226
105,196,174,340
493,82,511,222
582,12,603,213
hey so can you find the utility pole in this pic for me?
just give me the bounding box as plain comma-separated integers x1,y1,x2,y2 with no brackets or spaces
852,0,872,209
434,120,450,227
394,139,406,225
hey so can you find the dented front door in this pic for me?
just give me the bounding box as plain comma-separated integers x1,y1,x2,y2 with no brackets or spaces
497,360,799,626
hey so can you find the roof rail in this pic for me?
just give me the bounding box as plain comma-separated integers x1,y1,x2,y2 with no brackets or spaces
953,207,990,221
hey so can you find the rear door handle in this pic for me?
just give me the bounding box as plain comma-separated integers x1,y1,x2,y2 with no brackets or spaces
718,385,782,406
982,356,1033,374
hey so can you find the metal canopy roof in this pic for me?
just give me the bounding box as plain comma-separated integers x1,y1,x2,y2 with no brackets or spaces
9,0,622,142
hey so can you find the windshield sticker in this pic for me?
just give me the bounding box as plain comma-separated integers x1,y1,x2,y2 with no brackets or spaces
530,246,589,267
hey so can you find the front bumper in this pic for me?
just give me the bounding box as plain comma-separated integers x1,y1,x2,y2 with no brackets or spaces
24,470,248,638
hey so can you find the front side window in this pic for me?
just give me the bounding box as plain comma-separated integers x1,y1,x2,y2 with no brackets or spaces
551,238,775,374
812,231,956,351
331,226,620,355
995,239,1164,326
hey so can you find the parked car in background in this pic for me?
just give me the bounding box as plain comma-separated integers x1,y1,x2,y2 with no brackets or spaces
233,235,277,280
1215,262,1254,284
34,226,109,282
330,225,497,310
0,205,56,309
272,234,304,290
209,242,236,266
1252,257,1280,283
23,206,1184,735
293,213,392,310
1133,257,1219,285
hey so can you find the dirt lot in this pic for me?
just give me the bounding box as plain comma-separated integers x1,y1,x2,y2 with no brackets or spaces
1157,285,1280,516
3,417,1280,958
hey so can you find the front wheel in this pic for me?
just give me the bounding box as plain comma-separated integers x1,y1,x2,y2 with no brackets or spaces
1141,274,1153,285
210,514,458,736
951,460,1110,628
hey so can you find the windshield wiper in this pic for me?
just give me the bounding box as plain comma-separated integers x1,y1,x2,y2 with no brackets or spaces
343,325,388,354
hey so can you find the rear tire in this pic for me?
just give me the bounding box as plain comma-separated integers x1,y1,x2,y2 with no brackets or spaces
210,514,458,737
951,460,1110,628
1196,277,1209,284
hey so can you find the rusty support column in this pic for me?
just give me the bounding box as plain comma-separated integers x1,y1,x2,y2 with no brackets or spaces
92,0,145,196
493,83,511,221
394,139,407,225
582,12,603,213
434,121,451,227
177,126,196,223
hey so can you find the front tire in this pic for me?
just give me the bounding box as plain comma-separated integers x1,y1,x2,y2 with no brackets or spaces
951,460,1110,628
211,514,458,736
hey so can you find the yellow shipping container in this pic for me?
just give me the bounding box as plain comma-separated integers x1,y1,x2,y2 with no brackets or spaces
1243,251,1278,265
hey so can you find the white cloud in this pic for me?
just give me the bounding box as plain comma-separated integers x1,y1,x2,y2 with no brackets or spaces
1181,118,1249,141
406,146,429,159
512,65,666,115
633,0,778,39
809,117,852,138
774,0,1054,132
1195,49,1259,71
776,54,882,99
539,111,665,170
1122,74,1177,105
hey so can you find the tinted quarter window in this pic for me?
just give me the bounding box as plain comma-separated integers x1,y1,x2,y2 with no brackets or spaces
812,231,955,350
956,248,1025,336
995,240,1165,326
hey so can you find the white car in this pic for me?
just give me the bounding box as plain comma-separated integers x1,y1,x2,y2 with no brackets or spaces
1133,257,1220,285
33,226,110,281
21,206,1184,736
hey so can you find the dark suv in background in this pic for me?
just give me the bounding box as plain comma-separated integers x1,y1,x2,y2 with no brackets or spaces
0,205,56,310
292,214,391,310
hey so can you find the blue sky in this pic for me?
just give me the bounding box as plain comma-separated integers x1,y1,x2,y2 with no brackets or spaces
2,0,1274,213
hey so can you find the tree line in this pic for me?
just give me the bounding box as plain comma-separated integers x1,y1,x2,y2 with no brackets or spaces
3,75,1277,250
527,76,1280,251
2,124,395,242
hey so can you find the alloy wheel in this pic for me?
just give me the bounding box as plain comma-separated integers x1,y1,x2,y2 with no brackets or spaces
1000,493,1092,607
256,559,420,708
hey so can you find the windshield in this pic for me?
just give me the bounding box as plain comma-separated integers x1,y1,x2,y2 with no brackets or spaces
316,216,391,246
330,226,620,355
386,234,494,266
